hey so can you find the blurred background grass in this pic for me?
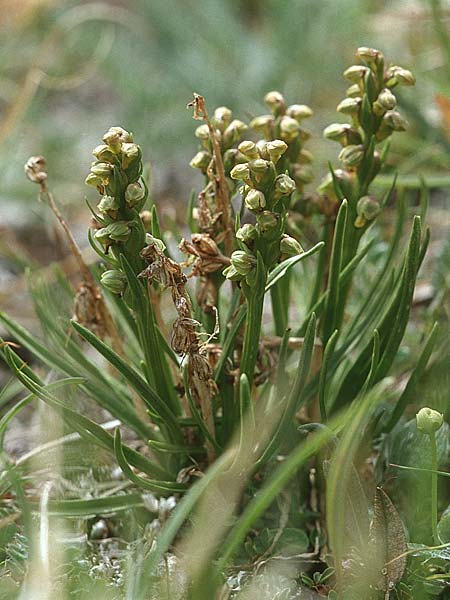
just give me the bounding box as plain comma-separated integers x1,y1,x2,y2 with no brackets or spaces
1,0,450,222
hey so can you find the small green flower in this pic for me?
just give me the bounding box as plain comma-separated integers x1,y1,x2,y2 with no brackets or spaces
97,195,119,215
92,144,116,163
125,183,145,208
230,250,256,275
230,163,251,181
90,162,113,178
266,140,288,164
338,144,364,168
257,211,278,232
280,234,304,256
336,97,361,115
100,270,127,295
236,223,258,244
274,174,296,196
264,90,286,116
343,65,368,82
286,104,313,121
238,141,260,160
245,189,266,211
190,151,211,170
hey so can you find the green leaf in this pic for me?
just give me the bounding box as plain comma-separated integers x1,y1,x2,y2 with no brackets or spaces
2,345,171,481
114,429,187,492
322,200,347,344
319,329,339,422
256,313,317,468
384,321,439,432
71,320,182,443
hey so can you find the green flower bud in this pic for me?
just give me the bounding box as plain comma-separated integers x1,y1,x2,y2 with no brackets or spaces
249,115,273,136
266,140,288,164
125,182,145,208
223,148,245,172
382,110,408,132
103,126,133,152
90,162,113,178
355,195,381,227
372,88,397,116
274,173,296,196
223,264,242,281
85,172,103,188
230,163,250,181
336,96,361,115
286,104,313,120
343,65,369,82
94,227,112,246
106,221,130,242
223,119,248,146
230,250,256,275
100,270,127,295
238,141,260,160
257,210,278,232
264,90,286,116
356,46,383,65
195,124,210,140
213,106,232,128
190,151,211,170
121,143,141,169
97,195,119,215
245,189,266,211
92,144,116,162
323,123,351,142
280,234,304,256
317,169,352,197
249,158,270,174
236,223,258,244
280,115,300,141
145,233,166,252
338,144,365,168
416,407,444,435
346,84,362,98
385,66,416,87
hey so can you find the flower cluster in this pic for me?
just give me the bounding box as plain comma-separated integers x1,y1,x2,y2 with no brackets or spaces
86,127,148,293
250,91,314,193
189,106,248,180
223,135,302,284
320,47,415,228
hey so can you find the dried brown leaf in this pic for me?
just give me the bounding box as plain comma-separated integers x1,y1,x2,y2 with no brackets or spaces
369,487,407,593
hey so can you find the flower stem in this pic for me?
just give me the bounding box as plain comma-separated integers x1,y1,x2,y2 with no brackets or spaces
430,432,440,545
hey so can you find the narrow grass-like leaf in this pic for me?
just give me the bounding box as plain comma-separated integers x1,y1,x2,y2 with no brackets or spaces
0,313,150,440
322,200,347,343
266,242,324,291
2,346,171,480
384,321,439,432
319,329,339,422
240,252,266,386
215,421,339,576
0,377,84,447
256,313,317,468
71,320,182,442
120,255,179,414
38,494,150,517
114,429,187,492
